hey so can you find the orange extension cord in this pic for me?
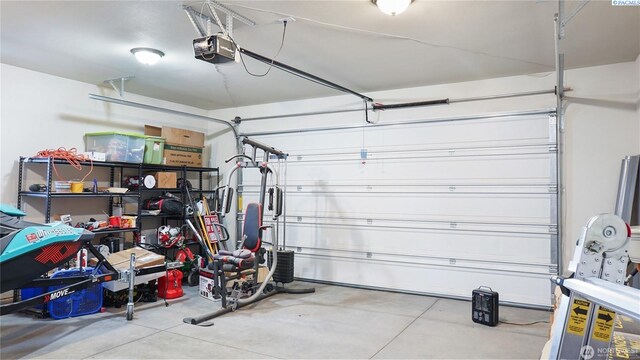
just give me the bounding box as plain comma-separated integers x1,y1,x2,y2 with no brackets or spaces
34,147,94,182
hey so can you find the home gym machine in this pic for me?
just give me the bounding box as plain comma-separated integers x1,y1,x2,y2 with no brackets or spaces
547,214,640,359
183,137,314,325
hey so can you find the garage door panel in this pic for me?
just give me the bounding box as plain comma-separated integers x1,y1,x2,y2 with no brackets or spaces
294,255,552,306
244,192,553,220
245,155,552,183
256,116,550,152
242,112,557,307
281,223,551,263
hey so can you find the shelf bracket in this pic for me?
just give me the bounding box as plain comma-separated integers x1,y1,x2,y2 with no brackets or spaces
104,76,135,98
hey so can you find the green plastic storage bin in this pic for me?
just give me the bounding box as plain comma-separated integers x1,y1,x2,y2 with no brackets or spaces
85,132,146,163
144,136,165,164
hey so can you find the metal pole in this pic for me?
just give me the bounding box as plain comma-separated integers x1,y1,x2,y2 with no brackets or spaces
258,152,270,223
239,48,373,103
450,89,565,104
236,88,569,123
242,137,285,156
239,108,365,122
561,0,591,30
126,253,136,321
182,6,207,37
615,155,640,223
240,108,556,137
235,129,244,248
183,290,279,325
554,14,565,275
88,94,238,139
372,98,449,110
282,157,288,249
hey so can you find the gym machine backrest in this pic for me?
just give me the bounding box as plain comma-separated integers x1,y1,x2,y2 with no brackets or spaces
210,203,264,273
242,203,262,252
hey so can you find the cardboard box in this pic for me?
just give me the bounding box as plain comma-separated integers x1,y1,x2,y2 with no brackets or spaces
144,125,204,148
145,125,205,167
122,198,138,214
257,265,269,283
103,247,165,271
199,268,218,301
120,215,137,229
150,172,177,188
1,291,14,305
163,144,203,167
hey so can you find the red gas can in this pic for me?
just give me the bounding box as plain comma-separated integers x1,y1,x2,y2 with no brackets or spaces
158,269,184,299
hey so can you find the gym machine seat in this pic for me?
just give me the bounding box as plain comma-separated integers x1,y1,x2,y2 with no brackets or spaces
207,203,269,308
212,203,263,272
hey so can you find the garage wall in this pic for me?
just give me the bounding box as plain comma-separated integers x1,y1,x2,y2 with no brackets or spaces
209,60,639,305
0,63,224,222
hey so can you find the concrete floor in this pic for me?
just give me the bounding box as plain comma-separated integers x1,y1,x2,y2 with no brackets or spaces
0,282,551,359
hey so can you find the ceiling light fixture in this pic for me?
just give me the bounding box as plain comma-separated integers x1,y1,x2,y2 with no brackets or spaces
372,0,413,16
130,48,165,65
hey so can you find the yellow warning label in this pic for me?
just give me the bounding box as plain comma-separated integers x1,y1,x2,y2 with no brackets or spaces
592,306,615,342
567,299,590,336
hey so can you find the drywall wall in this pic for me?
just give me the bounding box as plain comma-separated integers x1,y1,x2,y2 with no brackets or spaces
209,60,640,276
0,63,230,224
562,60,640,267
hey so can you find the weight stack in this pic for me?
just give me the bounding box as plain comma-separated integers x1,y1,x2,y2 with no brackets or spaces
267,250,295,284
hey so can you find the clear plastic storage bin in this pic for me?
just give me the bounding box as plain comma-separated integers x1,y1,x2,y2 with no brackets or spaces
85,132,146,163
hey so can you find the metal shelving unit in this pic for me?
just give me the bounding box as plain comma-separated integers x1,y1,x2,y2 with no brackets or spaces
18,157,140,223
19,191,140,198
131,163,219,230
17,157,219,240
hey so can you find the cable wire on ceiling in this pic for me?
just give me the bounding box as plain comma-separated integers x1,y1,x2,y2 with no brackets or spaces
199,1,211,35
235,20,288,77
228,3,553,69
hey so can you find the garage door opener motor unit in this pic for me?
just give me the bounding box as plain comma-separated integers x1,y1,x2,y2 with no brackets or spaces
193,34,236,64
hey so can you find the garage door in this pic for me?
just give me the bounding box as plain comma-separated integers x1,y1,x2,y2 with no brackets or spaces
240,110,559,307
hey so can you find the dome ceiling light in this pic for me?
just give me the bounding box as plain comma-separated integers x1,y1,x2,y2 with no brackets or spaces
130,47,165,65
372,0,414,16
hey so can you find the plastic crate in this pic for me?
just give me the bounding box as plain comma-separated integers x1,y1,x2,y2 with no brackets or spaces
144,136,165,164
48,267,103,319
20,287,45,310
85,132,146,163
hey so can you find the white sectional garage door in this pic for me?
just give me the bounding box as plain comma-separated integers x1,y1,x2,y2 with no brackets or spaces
241,110,559,307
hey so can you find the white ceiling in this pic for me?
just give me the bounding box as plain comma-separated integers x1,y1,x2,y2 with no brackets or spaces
1,1,638,110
